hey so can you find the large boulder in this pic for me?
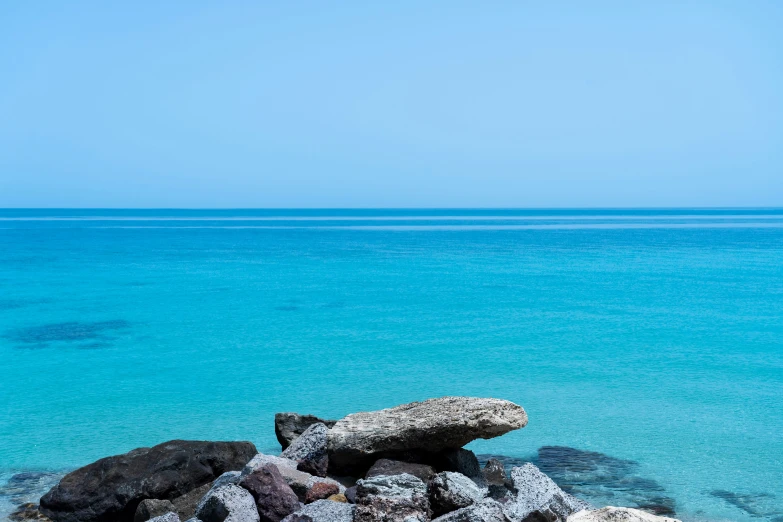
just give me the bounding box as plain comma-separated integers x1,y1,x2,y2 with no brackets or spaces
195,485,259,522
366,459,436,483
567,507,681,522
430,472,485,517
238,464,299,522
354,473,430,522
503,464,590,522
40,440,257,522
328,397,527,474
433,499,511,522
280,500,354,522
280,423,329,477
275,414,336,450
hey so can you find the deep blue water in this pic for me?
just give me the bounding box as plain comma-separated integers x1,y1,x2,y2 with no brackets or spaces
1,209,782,521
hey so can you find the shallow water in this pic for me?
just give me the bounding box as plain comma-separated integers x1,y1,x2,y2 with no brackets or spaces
1,209,782,521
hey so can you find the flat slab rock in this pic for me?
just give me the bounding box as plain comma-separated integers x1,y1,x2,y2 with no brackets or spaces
567,507,681,522
328,397,527,473
40,440,257,522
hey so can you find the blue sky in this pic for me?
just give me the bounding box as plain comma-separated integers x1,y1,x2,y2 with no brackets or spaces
1,1,781,207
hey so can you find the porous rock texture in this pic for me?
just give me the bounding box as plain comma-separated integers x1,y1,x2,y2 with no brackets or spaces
432,499,511,522
430,472,485,517
503,464,591,522
275,414,336,450
354,473,431,522
238,464,299,522
328,397,527,474
280,423,329,477
303,482,339,504
567,507,681,522
147,514,180,522
39,440,257,522
280,499,354,522
366,459,436,483
195,484,259,522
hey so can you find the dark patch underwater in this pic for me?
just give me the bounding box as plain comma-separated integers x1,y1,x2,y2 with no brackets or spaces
3,320,131,348
710,490,782,519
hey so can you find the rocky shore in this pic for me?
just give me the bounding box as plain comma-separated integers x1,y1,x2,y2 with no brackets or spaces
16,397,680,522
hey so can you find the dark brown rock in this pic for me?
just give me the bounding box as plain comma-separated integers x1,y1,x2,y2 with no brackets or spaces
275,414,336,450
39,440,257,522
366,459,436,483
304,482,339,504
171,482,212,520
134,499,176,522
239,464,300,522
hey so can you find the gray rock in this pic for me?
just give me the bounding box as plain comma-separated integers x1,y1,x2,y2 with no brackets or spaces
343,486,357,504
566,507,681,522
354,473,430,522
239,464,299,522
135,500,177,522
441,449,486,487
183,519,202,522
148,515,180,522
430,472,486,517
503,464,591,522
328,397,527,474
280,424,329,477
242,455,298,477
195,484,260,522
482,459,506,486
212,472,241,490
275,414,337,450
366,459,436,483
280,499,354,522
171,483,213,521
433,499,511,522
40,440,257,522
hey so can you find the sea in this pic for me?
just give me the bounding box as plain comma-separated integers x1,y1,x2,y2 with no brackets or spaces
0,209,781,522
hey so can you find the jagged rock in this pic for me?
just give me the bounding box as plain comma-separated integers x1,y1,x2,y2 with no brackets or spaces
148,515,179,522
275,414,337,450
281,424,329,477
430,472,486,516
366,459,436,483
328,397,527,474
280,499,354,522
440,449,486,487
40,440,257,522
483,459,506,485
171,483,212,521
242,455,298,477
238,464,299,522
433,499,511,522
135,500,177,522
304,482,339,504
503,464,590,522
354,473,431,522
195,484,259,522
567,507,681,522
343,486,357,504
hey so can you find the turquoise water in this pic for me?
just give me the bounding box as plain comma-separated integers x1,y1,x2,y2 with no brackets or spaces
1,209,782,521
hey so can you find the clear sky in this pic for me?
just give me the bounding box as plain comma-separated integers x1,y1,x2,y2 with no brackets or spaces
1,1,782,208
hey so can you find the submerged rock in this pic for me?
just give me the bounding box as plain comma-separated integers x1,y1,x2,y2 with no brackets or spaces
40,440,257,522
9,503,52,521
503,464,590,522
566,507,681,522
366,459,436,483
195,484,259,522
280,499,354,522
328,397,527,474
430,472,485,517
354,473,431,522
238,464,299,522
280,423,329,477
275,414,336,450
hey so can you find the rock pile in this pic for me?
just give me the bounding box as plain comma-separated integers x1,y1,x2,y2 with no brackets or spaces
31,397,680,522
